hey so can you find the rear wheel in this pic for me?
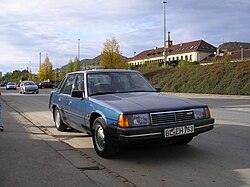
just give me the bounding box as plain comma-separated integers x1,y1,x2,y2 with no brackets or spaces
92,117,117,158
54,108,67,131
172,136,193,145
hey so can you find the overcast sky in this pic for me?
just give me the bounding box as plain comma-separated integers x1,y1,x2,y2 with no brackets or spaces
0,0,249,75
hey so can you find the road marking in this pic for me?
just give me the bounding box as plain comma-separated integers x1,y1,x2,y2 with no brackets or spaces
223,105,250,112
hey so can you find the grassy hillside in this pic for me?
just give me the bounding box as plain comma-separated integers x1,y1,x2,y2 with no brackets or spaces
142,61,250,95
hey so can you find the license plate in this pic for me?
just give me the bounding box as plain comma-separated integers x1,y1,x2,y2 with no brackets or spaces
164,125,194,138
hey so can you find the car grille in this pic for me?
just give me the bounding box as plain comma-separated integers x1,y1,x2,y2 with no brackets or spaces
150,110,195,125
26,88,36,91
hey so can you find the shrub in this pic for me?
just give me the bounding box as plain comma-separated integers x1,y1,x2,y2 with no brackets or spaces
143,61,250,95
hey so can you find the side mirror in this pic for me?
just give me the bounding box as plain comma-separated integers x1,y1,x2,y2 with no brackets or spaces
71,90,84,99
155,87,161,92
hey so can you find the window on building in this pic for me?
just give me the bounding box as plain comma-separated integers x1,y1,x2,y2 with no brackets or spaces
181,56,183,60
190,55,192,61
185,55,188,60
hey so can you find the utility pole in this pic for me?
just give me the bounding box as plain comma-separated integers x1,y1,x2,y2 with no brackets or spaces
240,46,243,61
29,61,31,73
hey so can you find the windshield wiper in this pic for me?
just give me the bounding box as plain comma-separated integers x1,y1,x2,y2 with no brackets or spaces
89,90,156,96
89,91,118,96
116,90,151,93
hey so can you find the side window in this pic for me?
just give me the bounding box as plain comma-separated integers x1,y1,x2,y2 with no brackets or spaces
74,74,84,91
57,77,66,91
60,74,76,95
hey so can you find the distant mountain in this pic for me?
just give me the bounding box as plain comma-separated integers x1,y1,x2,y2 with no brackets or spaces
80,55,101,68
218,42,250,51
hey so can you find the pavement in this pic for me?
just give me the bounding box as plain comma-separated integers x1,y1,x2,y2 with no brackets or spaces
0,98,133,187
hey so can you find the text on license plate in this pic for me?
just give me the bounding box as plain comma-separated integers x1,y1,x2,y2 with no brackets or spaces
164,125,194,138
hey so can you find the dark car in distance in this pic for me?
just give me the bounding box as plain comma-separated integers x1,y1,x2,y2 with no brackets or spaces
38,82,55,89
49,69,215,158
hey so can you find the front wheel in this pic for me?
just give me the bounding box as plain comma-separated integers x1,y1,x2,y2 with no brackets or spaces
54,108,67,131
92,117,118,158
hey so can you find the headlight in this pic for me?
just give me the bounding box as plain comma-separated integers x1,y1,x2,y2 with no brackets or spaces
193,107,211,119
130,114,150,126
118,113,150,127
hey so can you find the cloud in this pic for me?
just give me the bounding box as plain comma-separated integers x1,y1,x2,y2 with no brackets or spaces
0,0,249,75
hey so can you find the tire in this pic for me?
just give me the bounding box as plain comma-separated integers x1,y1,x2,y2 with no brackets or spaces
92,117,118,158
54,108,67,131
172,136,193,145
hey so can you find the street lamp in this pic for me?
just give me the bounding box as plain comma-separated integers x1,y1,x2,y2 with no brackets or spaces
77,38,80,60
162,1,167,66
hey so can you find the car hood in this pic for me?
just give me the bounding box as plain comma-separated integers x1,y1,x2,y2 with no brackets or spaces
90,92,206,113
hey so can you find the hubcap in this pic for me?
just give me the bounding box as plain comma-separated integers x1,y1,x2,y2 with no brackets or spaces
55,110,60,128
95,125,105,152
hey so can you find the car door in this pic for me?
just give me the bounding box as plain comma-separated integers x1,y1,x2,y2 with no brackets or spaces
67,73,88,132
57,74,76,124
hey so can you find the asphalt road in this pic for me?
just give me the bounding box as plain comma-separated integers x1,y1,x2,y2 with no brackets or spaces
1,88,250,187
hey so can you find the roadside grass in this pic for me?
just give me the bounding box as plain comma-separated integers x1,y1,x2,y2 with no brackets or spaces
142,61,250,95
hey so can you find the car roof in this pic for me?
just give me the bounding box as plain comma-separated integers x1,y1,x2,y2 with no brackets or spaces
22,81,35,83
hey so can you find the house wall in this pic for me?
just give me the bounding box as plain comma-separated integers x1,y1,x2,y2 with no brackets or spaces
128,51,213,66
128,52,215,65
128,57,163,66
167,52,198,62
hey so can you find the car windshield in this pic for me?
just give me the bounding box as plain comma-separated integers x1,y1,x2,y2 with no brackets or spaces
87,72,156,96
8,82,15,85
24,81,35,85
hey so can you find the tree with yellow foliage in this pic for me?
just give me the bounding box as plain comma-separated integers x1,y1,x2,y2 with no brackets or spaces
100,37,127,69
38,55,54,81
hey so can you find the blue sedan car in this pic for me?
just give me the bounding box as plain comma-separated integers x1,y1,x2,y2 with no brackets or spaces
49,69,214,158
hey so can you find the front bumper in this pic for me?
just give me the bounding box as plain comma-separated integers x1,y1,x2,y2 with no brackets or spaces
6,86,16,89
24,88,38,93
106,118,214,143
